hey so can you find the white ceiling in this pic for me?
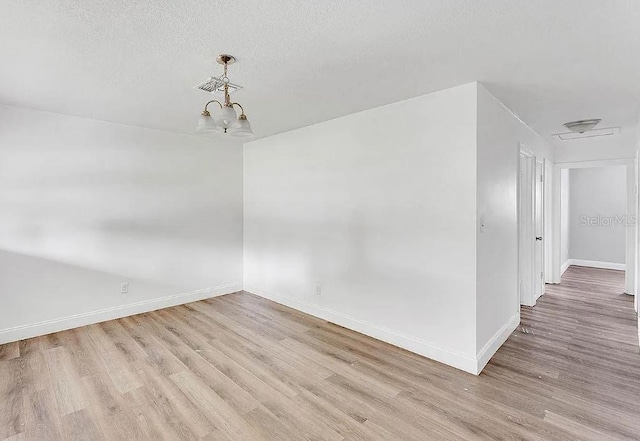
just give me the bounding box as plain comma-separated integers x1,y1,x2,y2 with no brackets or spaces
1,1,639,144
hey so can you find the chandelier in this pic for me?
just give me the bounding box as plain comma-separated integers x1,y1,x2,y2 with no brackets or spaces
195,54,253,138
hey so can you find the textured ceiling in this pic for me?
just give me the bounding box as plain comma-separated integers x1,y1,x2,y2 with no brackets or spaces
1,0,639,143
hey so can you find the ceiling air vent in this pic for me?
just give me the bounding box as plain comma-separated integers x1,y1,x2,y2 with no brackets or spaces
553,127,620,141
194,76,242,94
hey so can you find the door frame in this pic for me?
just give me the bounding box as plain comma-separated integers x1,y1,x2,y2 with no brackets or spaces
550,158,637,297
534,158,546,300
519,146,537,307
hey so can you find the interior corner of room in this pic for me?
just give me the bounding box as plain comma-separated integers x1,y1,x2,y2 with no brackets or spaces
2,76,639,374
1,0,639,403
3,3,640,439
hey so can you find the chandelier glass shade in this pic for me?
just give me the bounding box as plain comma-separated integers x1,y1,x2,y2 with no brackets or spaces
195,54,253,138
196,112,218,133
232,114,253,138
215,105,241,129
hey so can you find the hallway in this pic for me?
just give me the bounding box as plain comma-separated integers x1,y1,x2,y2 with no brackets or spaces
491,265,639,440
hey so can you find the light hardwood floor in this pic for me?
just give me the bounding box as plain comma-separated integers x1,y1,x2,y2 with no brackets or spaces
1,266,639,440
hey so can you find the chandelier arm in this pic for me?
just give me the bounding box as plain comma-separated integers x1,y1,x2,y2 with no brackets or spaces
204,100,223,113
231,102,245,116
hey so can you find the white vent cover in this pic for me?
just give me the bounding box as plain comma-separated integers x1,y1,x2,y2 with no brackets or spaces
553,127,620,141
194,76,243,94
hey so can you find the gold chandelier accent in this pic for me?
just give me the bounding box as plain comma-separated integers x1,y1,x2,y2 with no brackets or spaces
195,54,253,138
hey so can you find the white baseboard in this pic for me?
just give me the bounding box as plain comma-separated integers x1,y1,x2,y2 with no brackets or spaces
561,260,571,275
567,259,625,271
244,283,479,375
0,282,242,345
475,313,520,374
520,297,536,307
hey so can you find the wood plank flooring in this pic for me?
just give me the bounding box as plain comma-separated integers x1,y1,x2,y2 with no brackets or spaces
1,266,639,440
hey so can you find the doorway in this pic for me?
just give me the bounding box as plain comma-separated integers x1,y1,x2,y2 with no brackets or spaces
552,159,637,299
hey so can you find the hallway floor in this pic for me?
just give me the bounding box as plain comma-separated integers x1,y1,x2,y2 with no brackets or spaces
0,266,639,440
501,265,640,440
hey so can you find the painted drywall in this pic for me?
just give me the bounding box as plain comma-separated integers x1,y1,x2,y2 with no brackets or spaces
244,83,480,372
568,166,627,265
636,125,640,318
554,127,637,164
0,81,556,373
475,85,554,369
0,104,243,342
560,169,570,272
624,163,636,294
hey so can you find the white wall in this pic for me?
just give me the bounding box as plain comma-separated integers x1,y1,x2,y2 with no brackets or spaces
568,166,627,265
244,83,556,374
635,125,640,317
244,83,481,372
1,82,557,373
0,104,244,343
554,127,637,164
475,85,554,367
560,169,570,272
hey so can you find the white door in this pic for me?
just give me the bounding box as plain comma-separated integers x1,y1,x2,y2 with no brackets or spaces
534,160,545,300
519,151,535,306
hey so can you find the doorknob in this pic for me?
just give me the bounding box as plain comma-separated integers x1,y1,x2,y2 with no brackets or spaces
536,236,543,241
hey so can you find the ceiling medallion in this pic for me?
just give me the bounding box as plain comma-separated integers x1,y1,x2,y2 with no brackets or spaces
195,54,253,138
